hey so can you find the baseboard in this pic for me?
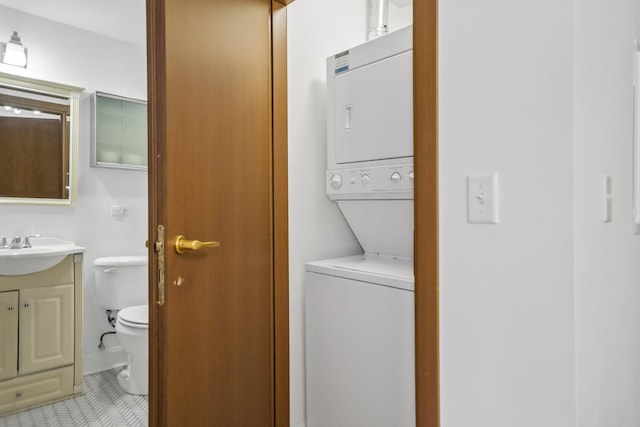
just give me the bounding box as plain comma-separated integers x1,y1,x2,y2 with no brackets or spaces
83,346,126,375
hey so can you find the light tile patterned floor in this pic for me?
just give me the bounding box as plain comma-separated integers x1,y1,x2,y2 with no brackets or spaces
0,369,148,427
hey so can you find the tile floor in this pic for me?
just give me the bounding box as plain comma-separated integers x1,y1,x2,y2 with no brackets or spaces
0,368,147,427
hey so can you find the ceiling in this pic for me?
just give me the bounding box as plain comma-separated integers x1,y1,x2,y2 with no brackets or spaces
0,0,146,47
0,0,410,48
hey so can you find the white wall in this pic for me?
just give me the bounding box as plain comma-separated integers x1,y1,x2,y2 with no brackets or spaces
287,2,364,425
389,1,412,28
12,1,635,424
574,0,640,425
0,7,147,373
287,2,412,426
438,1,576,426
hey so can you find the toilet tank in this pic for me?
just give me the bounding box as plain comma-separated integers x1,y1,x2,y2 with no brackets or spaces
94,255,148,311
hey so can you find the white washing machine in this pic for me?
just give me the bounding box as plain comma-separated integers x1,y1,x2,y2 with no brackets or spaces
305,25,415,427
305,255,414,427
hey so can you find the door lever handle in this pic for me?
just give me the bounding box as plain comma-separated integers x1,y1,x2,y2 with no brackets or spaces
175,235,220,254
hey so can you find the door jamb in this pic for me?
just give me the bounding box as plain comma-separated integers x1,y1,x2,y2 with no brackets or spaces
272,1,290,425
414,1,440,426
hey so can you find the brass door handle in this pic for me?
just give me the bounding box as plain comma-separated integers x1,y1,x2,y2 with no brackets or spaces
175,235,220,254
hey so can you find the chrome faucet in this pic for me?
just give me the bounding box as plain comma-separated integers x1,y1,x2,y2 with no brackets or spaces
8,237,22,249
1,234,39,249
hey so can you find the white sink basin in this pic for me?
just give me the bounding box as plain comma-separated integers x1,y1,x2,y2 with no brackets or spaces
0,237,85,276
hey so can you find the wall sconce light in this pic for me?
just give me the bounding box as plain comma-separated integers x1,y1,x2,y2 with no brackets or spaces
1,31,28,68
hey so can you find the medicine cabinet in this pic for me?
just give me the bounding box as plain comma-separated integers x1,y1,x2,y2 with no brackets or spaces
91,92,147,170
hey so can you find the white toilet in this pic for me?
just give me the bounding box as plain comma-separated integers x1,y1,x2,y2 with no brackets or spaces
94,255,148,395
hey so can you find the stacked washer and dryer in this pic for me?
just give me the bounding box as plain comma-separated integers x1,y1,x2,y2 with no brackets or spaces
305,25,415,426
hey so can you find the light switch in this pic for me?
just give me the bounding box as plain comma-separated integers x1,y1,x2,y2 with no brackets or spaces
467,174,498,224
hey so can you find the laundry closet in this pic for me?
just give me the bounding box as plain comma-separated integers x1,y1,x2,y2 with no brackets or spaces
304,24,414,426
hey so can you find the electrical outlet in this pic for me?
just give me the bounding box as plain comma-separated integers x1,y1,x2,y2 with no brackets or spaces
110,206,128,217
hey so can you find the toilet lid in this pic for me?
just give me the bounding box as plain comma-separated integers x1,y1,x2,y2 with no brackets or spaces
118,304,148,328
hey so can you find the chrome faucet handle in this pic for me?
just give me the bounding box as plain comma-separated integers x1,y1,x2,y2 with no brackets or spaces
0,236,7,249
8,237,22,249
22,236,31,248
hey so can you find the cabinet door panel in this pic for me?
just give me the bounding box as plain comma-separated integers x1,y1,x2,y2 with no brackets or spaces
19,284,74,375
121,100,148,166
0,291,18,381
95,95,123,164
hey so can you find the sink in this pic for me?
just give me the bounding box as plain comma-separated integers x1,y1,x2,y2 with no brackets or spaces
0,237,86,276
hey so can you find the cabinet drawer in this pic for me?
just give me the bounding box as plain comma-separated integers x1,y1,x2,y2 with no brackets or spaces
0,366,73,415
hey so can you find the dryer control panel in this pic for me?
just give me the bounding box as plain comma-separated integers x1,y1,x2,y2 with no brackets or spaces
326,164,413,200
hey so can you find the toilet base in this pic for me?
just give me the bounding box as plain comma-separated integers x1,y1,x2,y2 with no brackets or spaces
117,354,148,395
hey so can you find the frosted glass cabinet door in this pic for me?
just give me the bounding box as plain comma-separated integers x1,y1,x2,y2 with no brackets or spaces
0,291,18,381
95,95,123,164
19,284,74,375
121,100,148,167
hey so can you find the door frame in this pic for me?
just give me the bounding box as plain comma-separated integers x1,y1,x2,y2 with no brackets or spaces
414,1,440,426
146,0,438,426
272,2,290,425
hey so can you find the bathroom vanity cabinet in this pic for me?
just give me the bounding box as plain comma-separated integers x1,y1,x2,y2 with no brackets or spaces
0,254,83,416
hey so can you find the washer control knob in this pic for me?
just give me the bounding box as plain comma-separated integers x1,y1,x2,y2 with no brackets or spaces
331,174,343,189
361,174,370,185
350,176,356,184
409,171,414,180
390,172,402,183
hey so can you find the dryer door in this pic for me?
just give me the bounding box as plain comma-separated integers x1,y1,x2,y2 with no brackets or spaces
333,50,413,164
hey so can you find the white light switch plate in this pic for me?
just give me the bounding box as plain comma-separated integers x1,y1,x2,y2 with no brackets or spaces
467,174,498,224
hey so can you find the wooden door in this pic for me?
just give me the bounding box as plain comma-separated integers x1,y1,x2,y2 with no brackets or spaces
19,285,74,375
147,0,289,425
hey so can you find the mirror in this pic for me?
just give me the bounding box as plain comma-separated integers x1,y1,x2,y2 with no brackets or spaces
0,71,82,205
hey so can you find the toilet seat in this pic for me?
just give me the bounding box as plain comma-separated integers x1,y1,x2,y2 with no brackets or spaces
118,304,148,329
